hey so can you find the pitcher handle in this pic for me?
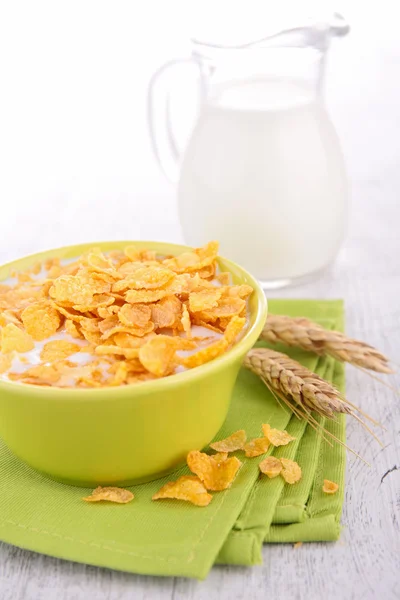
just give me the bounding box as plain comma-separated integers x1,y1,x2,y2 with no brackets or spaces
147,58,204,184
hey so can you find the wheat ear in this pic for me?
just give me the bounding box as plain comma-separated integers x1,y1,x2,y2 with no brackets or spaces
260,314,393,374
243,348,381,446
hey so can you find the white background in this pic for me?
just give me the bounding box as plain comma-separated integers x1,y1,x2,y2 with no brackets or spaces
0,2,399,599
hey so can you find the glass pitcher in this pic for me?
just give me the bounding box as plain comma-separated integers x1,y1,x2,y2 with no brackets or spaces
148,14,349,288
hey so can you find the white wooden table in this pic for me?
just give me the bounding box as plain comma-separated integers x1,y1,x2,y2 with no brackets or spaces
0,4,399,599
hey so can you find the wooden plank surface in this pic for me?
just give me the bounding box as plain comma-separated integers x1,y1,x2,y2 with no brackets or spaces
0,4,399,599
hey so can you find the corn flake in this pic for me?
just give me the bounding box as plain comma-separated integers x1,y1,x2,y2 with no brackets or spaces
163,241,219,273
262,423,296,447
0,310,21,326
124,246,157,262
224,316,246,344
123,266,174,290
216,272,231,285
189,289,222,313
12,364,61,384
210,430,247,453
107,361,130,385
40,340,81,362
21,302,61,341
179,338,228,369
97,305,120,319
244,437,270,458
73,293,115,313
125,288,168,304
49,276,95,305
81,328,103,345
0,353,12,374
118,303,151,328
280,458,302,484
65,319,83,339
187,450,241,491
1,323,34,353
151,296,182,329
259,456,283,478
200,297,246,321
322,479,339,494
95,345,140,359
222,284,253,299
181,303,191,337
86,252,120,278
83,486,134,504
112,332,155,348
138,336,177,376
152,475,212,507
101,323,154,340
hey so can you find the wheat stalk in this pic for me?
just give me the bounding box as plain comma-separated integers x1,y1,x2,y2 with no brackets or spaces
260,314,393,374
244,348,352,419
243,348,381,453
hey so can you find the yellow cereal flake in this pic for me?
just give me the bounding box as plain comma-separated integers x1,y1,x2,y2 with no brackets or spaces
210,430,247,453
11,364,61,385
259,456,283,478
191,318,223,334
124,288,168,304
322,479,339,494
112,332,155,348
1,323,34,353
108,360,142,385
222,284,253,299
280,458,302,484
197,263,216,279
151,296,182,329
86,252,120,277
223,316,246,344
181,303,192,337
65,319,83,339
124,246,157,262
262,423,296,447
201,297,246,321
83,486,134,504
187,450,241,491
40,340,81,362
118,303,151,328
97,305,120,319
21,302,61,341
122,266,174,290
98,315,119,333
0,310,21,326
95,345,140,359
0,353,13,374
216,272,231,286
179,339,228,369
163,274,191,294
49,276,94,305
154,335,196,351
243,437,270,458
81,328,103,345
163,241,219,273
138,336,176,376
73,293,115,313
152,475,212,507
188,289,222,313
101,323,154,340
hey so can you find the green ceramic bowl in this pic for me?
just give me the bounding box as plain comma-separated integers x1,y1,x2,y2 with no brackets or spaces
0,241,267,487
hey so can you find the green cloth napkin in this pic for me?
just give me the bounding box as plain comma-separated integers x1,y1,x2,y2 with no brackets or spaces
0,300,346,579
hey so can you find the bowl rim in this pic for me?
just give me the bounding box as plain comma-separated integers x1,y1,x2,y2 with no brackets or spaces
0,241,267,398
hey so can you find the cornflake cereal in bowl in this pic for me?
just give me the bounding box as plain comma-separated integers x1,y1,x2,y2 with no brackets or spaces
0,241,267,485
